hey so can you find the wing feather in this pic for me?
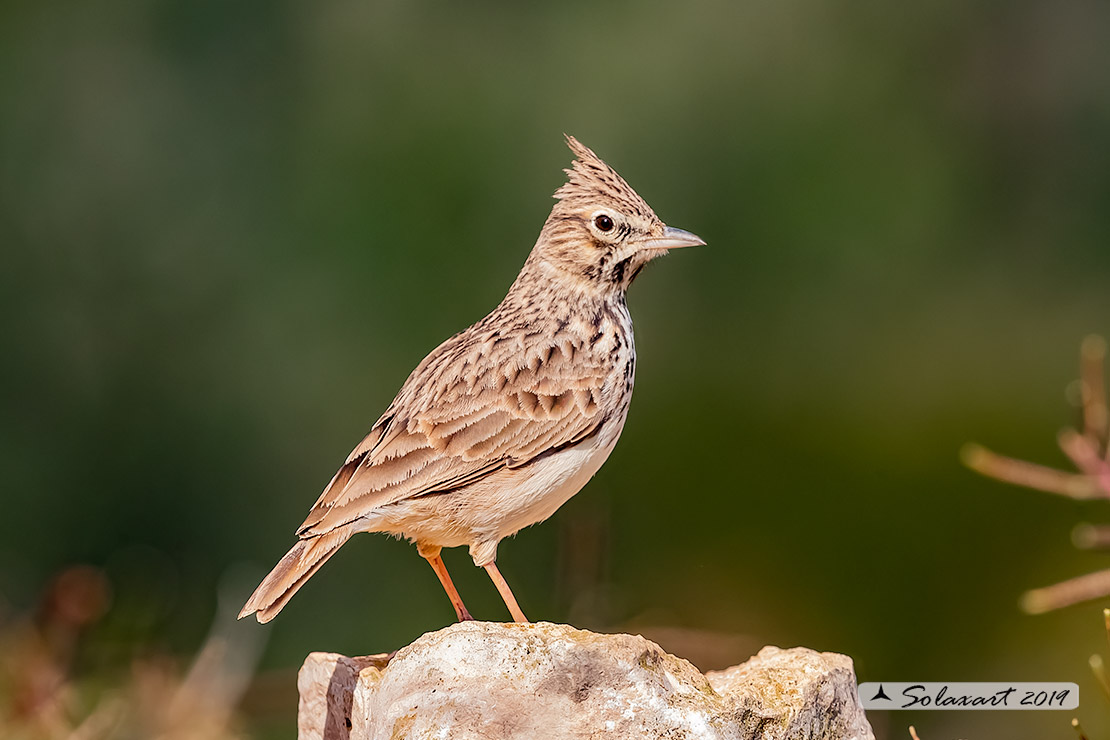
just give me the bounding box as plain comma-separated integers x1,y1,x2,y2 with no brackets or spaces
297,333,612,536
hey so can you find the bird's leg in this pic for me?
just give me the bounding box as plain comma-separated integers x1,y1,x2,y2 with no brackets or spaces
419,546,473,621
483,561,528,623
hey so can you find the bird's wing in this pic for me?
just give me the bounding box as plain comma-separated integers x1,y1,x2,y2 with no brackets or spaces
297,332,610,537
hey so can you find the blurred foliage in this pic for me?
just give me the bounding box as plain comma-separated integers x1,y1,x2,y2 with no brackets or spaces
0,565,274,740
966,336,1110,615
2,0,1110,738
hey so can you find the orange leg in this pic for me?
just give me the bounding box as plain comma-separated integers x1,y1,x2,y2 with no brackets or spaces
483,561,528,623
421,550,473,621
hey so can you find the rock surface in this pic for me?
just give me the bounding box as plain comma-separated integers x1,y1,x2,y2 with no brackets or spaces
298,621,873,740
298,652,391,740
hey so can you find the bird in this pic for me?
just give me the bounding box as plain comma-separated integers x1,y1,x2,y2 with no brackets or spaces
239,135,704,625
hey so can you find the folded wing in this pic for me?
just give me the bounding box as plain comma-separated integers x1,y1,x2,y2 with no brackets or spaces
297,331,608,537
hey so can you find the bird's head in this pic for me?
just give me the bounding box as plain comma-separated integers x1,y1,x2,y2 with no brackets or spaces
534,135,704,293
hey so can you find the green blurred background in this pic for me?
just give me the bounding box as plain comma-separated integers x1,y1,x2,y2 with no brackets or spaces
3,0,1110,737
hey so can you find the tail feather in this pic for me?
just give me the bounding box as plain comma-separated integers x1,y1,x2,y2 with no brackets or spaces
239,528,353,623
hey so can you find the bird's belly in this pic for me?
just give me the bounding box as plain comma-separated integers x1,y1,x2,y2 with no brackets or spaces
486,435,617,539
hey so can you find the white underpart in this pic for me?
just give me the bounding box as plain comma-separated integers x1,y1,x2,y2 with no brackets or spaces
483,431,620,541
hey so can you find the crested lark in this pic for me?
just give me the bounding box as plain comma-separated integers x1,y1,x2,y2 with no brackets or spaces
240,136,704,624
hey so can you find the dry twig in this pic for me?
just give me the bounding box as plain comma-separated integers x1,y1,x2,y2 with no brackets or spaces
965,335,1110,612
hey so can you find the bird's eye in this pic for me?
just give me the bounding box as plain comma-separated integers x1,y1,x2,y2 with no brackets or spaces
594,214,614,232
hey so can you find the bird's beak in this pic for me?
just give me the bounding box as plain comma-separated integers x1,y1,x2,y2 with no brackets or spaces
639,226,706,251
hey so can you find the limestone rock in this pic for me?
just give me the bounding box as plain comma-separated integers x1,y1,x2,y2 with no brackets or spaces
706,645,875,740
298,621,873,740
297,652,390,740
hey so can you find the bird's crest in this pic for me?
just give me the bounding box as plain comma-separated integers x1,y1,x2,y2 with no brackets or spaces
554,135,657,221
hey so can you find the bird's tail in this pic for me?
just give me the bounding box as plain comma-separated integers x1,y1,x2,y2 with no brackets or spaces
239,527,353,624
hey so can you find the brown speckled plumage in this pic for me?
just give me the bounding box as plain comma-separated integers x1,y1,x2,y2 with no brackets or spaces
240,136,704,624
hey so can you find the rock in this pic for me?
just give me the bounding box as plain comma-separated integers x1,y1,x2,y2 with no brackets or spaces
298,622,874,740
706,646,875,740
297,652,391,740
